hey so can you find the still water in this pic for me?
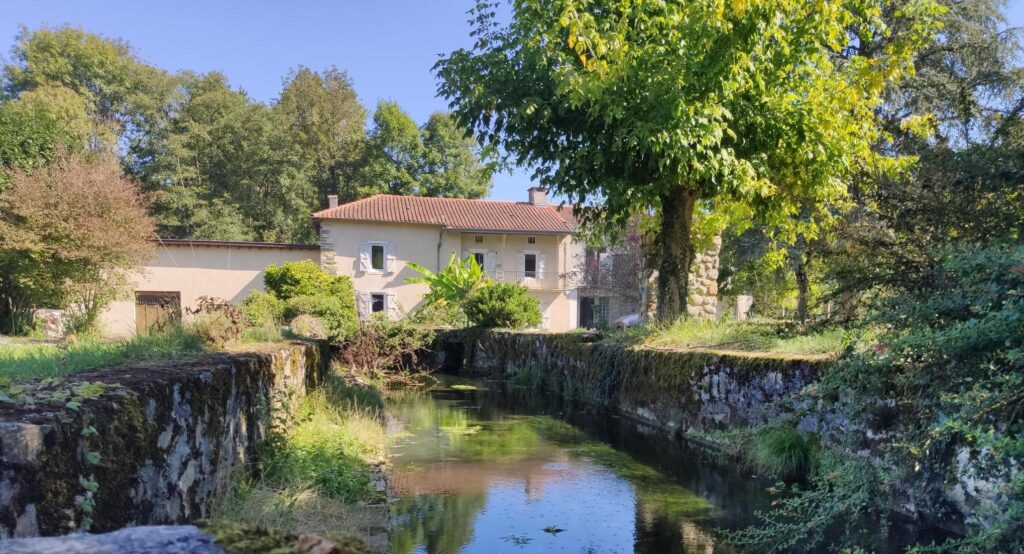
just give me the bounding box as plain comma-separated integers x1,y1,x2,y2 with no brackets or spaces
384,378,772,554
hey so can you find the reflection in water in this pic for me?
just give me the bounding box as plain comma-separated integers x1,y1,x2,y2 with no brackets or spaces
385,379,766,554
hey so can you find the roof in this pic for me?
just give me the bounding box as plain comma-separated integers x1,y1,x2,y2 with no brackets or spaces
312,194,576,234
153,238,319,250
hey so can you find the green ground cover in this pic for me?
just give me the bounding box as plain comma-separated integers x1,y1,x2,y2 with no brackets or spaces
0,327,206,382
604,318,855,357
210,367,387,537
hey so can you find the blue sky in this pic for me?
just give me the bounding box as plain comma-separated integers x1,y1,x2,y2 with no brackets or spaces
2,0,1022,201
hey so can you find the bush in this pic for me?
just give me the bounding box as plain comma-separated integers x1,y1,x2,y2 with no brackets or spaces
264,260,352,300
748,426,819,480
339,314,436,373
241,290,285,328
284,294,357,341
186,296,244,346
463,283,542,329
288,314,327,340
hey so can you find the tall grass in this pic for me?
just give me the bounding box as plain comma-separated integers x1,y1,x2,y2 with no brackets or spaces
211,368,387,536
0,326,205,382
617,319,851,356
748,426,820,480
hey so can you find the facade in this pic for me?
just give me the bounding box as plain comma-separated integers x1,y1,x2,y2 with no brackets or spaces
99,239,318,336
313,189,581,331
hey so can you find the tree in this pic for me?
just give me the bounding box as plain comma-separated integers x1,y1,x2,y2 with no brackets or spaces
0,155,154,333
275,66,367,206
2,25,178,167
358,101,426,197
406,253,490,308
436,0,939,321
419,112,493,198
463,283,542,329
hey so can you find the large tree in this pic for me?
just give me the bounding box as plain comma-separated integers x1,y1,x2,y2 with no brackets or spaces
436,0,939,321
275,66,366,207
0,155,154,333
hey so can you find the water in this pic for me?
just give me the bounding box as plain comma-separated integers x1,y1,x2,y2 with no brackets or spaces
384,378,773,554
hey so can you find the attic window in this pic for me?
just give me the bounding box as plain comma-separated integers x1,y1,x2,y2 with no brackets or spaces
474,235,483,243
527,236,536,244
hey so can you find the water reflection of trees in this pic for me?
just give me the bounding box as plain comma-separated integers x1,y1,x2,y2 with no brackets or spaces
390,493,487,554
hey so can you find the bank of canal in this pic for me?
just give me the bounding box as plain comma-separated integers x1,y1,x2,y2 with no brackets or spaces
383,377,771,554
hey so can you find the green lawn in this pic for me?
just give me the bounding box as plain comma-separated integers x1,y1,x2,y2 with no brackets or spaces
605,318,854,357
0,327,206,382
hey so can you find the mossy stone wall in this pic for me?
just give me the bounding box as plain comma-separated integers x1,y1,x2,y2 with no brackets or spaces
434,330,826,436
0,342,328,538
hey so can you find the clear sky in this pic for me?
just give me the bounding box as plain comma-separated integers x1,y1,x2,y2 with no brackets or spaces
1,0,1022,201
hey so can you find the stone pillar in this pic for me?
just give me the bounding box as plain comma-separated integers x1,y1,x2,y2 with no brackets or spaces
686,235,721,319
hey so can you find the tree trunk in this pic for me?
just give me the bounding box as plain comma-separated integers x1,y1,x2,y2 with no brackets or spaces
795,250,812,323
656,186,699,322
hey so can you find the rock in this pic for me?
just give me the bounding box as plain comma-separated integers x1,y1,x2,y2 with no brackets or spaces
1,525,223,553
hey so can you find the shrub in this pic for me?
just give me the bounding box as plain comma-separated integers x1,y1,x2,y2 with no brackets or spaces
339,314,436,373
284,294,358,341
463,283,542,329
186,296,244,346
748,426,819,480
264,260,351,300
288,314,327,340
241,290,285,328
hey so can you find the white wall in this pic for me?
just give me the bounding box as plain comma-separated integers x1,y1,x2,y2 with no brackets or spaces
101,243,318,337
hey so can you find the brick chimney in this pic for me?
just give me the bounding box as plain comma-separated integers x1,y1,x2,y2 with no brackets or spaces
528,187,548,207
327,194,339,209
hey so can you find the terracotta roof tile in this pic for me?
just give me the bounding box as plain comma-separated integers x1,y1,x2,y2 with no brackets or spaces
312,195,576,234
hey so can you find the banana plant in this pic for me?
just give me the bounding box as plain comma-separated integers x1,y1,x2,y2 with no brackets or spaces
406,253,490,307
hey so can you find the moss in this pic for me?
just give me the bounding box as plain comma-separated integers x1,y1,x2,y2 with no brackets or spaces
200,520,376,554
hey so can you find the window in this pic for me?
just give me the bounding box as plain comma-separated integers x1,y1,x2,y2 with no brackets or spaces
370,244,385,271
473,252,485,267
474,235,484,243
371,293,385,313
527,236,536,244
524,253,537,278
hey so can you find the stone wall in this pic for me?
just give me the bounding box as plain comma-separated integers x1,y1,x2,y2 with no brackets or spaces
687,235,722,319
0,342,328,538
432,330,825,436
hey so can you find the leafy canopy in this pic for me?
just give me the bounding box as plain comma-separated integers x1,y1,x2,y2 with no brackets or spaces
463,283,542,329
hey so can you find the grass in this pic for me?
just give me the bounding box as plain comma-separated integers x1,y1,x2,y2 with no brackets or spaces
748,425,820,480
608,318,853,357
211,367,387,537
0,326,206,382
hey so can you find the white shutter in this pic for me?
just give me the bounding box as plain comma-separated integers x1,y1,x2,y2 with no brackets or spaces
356,292,371,319
461,250,470,264
537,253,547,279
484,252,497,273
358,242,370,273
385,292,399,319
385,242,397,274
517,252,526,272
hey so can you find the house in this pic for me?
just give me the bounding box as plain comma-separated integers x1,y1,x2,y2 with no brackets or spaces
98,188,583,336
313,188,581,331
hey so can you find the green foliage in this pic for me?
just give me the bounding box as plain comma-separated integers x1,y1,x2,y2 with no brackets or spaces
748,426,820,480
264,260,352,300
356,102,493,199
339,314,436,372
0,101,80,186
736,245,1024,551
0,325,204,382
437,0,940,320
406,253,489,316
240,290,286,328
622,319,850,356
463,283,541,329
284,295,357,342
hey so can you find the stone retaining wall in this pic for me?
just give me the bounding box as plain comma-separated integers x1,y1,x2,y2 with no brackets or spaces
0,342,328,538
433,330,826,436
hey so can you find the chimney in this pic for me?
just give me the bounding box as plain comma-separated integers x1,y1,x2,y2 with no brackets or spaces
528,187,548,207
327,194,339,209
